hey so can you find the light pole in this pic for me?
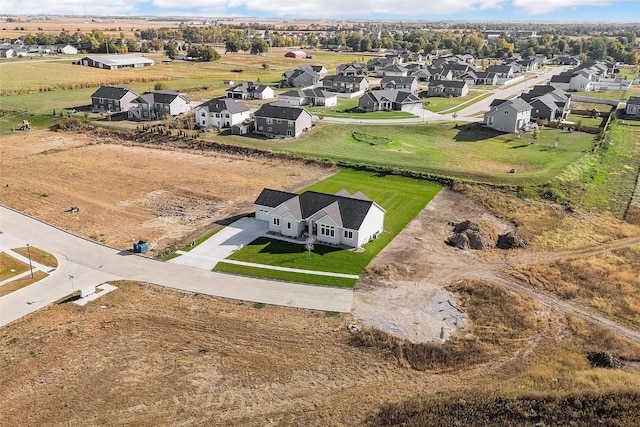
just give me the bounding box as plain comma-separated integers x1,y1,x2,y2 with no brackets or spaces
26,244,34,278
69,275,75,292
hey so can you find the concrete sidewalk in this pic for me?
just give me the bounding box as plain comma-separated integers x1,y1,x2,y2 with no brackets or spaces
220,259,359,279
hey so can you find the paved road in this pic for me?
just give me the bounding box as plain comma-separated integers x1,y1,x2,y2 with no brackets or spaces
0,206,354,327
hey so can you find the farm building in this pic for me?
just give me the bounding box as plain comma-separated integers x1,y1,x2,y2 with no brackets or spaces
76,54,154,70
285,50,307,59
254,188,385,249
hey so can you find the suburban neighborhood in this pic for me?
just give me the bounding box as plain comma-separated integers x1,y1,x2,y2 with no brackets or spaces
1,6,640,426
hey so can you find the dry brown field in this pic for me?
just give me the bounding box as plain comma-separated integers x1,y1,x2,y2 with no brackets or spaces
0,129,334,253
0,16,184,39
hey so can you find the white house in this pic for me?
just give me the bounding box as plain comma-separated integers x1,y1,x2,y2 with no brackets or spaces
195,97,251,129
483,98,533,133
254,188,386,248
128,90,191,121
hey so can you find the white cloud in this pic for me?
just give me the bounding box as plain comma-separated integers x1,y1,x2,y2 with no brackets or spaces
512,0,614,15
0,0,622,17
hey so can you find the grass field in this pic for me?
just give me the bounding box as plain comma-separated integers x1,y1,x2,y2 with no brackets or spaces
0,252,29,282
218,169,442,282
552,121,640,216
217,122,597,185
214,261,357,288
306,98,415,119
11,246,58,268
422,90,489,113
0,110,60,135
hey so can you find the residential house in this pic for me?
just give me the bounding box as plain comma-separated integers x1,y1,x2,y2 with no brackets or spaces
485,64,516,79
357,89,422,112
366,57,395,72
460,70,498,86
55,44,78,54
195,97,251,129
426,80,469,98
551,70,596,92
253,103,313,138
225,82,275,100
281,65,326,87
376,64,408,78
278,88,337,107
378,76,419,93
554,56,581,66
0,46,15,58
254,188,385,248
322,75,369,93
91,86,139,113
76,54,154,70
520,85,571,121
483,98,533,133
128,90,191,121
626,96,640,118
336,62,367,76
442,63,474,79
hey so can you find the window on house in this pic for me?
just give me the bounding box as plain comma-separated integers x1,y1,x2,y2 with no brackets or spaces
268,127,272,132
258,125,263,131
504,111,509,114
344,230,353,239
288,121,294,127
287,222,291,229
215,113,220,118
266,118,273,124
225,114,229,118
201,112,206,117
320,224,335,237
276,119,282,124
287,129,293,136
273,218,280,226
99,99,104,104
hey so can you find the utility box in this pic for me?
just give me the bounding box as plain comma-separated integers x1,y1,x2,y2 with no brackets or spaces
133,240,149,253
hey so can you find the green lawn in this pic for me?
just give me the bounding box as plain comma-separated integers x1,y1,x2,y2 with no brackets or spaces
214,262,357,288
423,90,491,113
219,169,442,281
552,121,640,217
307,98,416,120
565,114,605,129
216,122,597,186
0,110,60,135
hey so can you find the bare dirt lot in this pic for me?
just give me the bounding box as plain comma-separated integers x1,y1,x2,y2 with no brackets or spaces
0,130,334,253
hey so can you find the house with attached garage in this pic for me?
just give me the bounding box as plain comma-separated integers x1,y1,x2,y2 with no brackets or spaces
336,62,367,76
254,188,385,249
278,88,337,107
128,90,191,121
195,97,251,129
483,98,533,133
376,64,408,78
91,86,139,112
322,75,369,93
626,96,640,118
253,103,313,138
520,85,571,121
225,82,275,100
378,76,419,93
357,89,422,112
426,79,469,98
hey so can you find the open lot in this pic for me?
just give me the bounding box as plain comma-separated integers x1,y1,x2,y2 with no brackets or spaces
218,121,597,185
0,129,334,252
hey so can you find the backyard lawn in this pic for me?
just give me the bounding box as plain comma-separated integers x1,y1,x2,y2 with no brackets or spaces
306,98,416,119
214,169,442,285
217,122,598,186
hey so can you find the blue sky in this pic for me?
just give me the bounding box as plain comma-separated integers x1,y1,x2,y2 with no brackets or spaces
0,0,636,21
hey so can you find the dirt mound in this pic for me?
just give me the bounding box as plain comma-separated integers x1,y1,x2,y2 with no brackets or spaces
497,231,527,249
446,221,496,250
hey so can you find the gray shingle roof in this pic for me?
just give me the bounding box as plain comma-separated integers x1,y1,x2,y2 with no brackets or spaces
254,189,297,207
254,103,309,120
627,96,640,106
91,86,136,100
199,97,250,114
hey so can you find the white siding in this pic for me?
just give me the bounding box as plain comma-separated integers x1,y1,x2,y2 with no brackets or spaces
356,204,385,247
316,217,341,245
255,205,271,221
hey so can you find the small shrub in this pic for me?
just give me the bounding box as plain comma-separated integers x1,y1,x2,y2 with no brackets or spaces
351,131,392,146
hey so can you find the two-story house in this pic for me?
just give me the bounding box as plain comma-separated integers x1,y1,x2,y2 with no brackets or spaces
322,75,369,93
195,97,251,129
483,98,533,133
91,86,139,113
253,103,313,138
128,90,191,121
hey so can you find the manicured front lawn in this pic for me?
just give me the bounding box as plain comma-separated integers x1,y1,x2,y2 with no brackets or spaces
214,262,357,288
307,98,416,120
222,169,442,279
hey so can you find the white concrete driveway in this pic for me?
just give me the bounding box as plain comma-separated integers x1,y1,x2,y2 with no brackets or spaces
0,206,354,327
169,217,267,270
